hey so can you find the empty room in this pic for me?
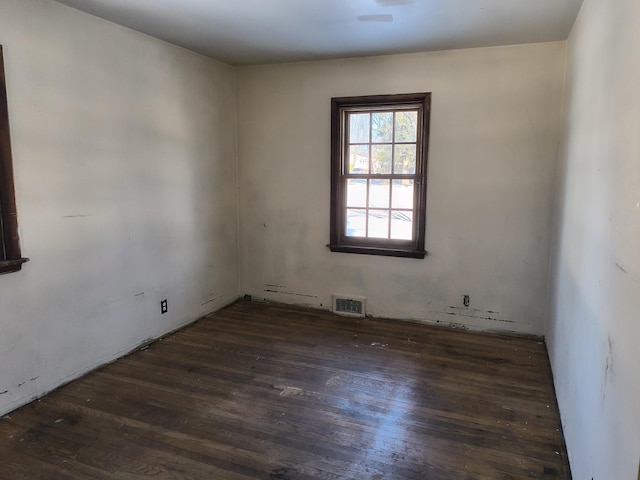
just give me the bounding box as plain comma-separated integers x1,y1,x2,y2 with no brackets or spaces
0,0,638,478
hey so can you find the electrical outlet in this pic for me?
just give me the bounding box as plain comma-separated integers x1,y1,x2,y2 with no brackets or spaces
161,299,168,314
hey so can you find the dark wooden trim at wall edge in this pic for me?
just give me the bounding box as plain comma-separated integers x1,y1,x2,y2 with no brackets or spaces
0,45,25,270
0,257,29,275
327,243,427,259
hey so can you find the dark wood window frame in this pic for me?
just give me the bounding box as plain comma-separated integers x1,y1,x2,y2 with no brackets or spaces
329,93,431,259
0,45,27,275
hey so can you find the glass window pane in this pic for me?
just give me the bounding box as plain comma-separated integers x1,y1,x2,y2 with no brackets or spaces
371,144,392,174
371,112,393,143
349,113,370,144
368,179,390,208
390,211,413,240
391,180,414,209
368,210,389,239
346,209,366,237
395,111,417,142
394,144,416,174
347,179,367,207
348,145,369,173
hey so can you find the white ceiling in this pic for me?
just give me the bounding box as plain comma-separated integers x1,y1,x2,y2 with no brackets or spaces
53,0,583,66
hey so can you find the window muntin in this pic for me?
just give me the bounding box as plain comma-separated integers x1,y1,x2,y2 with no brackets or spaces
330,93,430,258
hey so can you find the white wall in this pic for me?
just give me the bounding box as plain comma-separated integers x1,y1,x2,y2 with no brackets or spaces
0,0,239,416
547,0,640,477
237,43,565,336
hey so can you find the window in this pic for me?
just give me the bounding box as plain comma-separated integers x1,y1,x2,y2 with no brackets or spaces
329,93,431,258
0,46,26,275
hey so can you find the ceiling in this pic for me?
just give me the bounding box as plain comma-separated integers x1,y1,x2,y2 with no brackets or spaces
53,0,583,66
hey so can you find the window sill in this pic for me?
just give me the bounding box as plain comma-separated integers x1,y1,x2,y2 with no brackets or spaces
0,257,29,275
327,244,426,259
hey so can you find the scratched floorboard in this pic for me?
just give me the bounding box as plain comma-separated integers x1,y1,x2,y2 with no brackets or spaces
0,301,570,479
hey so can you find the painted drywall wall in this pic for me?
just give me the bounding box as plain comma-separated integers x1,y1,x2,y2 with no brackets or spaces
547,0,640,477
236,43,565,335
0,0,239,415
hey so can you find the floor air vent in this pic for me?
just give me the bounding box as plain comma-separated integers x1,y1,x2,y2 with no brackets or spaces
332,295,366,318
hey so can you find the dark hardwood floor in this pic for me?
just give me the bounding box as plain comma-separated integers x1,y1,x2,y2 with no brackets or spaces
0,301,570,479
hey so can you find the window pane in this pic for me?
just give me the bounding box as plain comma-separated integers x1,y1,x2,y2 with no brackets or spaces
371,144,392,174
391,211,413,240
368,179,390,208
349,113,370,143
394,144,416,174
347,179,367,207
348,145,370,173
395,111,417,142
346,209,366,237
371,112,393,143
392,180,414,209
368,210,389,239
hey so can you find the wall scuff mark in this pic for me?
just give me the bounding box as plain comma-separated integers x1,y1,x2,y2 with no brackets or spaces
445,306,514,324
264,284,318,299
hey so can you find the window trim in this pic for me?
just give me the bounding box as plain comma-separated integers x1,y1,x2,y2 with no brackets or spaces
0,45,27,275
329,93,431,259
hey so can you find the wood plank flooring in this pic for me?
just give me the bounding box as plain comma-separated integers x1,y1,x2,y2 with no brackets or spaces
0,301,570,479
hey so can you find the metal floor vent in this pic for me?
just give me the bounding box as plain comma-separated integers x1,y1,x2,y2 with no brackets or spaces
332,295,366,318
